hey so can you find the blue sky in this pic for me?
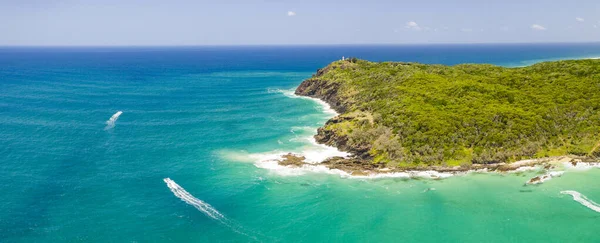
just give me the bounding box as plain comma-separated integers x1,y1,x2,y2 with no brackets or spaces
1,0,599,45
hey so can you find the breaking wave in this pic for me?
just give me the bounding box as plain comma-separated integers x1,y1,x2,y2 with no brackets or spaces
525,171,564,185
563,162,600,171
268,88,337,115
163,178,225,220
220,148,456,179
104,111,123,130
561,190,600,213
227,88,350,177
222,88,459,179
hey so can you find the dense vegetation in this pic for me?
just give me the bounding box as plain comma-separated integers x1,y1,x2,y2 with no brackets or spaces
297,59,600,167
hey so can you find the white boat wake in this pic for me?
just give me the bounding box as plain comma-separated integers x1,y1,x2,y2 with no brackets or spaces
163,178,225,220
104,111,123,130
561,190,600,213
163,178,261,241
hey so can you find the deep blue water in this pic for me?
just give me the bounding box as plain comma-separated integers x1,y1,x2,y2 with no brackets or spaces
2,44,600,242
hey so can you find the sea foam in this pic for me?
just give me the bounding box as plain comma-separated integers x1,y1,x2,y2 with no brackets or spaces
525,171,564,185
104,111,123,130
240,88,461,179
560,190,600,213
245,146,455,179
269,88,338,115
241,88,351,176
563,162,600,171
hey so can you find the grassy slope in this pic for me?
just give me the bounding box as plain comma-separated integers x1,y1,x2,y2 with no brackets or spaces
301,59,600,167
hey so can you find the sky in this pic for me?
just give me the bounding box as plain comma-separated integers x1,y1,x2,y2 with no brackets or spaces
1,0,599,45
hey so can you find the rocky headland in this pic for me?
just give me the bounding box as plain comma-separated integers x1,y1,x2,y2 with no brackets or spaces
279,58,600,176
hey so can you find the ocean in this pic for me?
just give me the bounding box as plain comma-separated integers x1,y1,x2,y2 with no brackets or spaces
1,44,600,242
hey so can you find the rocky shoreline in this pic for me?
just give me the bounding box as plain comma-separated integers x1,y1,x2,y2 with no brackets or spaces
278,64,600,177
277,152,595,177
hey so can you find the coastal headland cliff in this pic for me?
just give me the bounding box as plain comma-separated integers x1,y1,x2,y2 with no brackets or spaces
285,58,600,175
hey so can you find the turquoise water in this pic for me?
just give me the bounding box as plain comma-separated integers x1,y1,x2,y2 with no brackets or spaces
1,45,600,242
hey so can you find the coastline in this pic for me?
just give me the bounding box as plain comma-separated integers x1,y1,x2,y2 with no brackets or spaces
260,88,599,179
508,55,600,67
275,144,599,179
265,59,600,178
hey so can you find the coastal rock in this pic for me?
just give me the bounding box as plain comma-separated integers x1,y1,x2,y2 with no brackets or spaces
278,153,308,167
525,171,564,185
527,176,542,184
295,79,348,113
323,156,382,169
313,116,372,159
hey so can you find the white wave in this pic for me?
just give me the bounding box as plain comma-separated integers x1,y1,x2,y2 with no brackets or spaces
226,88,460,179
290,126,317,134
216,150,256,163
163,178,225,220
274,88,348,164
423,188,436,193
270,88,338,116
513,166,539,172
525,171,564,185
240,87,456,179
104,111,123,130
303,136,349,163
225,88,348,177
246,149,459,179
561,190,600,213
253,155,351,177
241,129,458,179
350,170,455,179
563,162,600,171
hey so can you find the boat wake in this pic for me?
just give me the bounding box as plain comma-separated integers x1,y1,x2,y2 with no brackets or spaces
104,111,123,130
163,178,261,240
561,190,600,213
163,178,225,220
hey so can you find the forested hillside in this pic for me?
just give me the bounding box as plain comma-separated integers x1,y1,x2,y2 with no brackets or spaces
296,59,600,167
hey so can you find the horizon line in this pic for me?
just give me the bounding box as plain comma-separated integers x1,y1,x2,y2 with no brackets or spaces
1,41,600,48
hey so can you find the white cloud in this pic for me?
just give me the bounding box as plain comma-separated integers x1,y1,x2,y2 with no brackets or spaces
531,24,547,30
287,11,296,17
405,21,421,31
460,28,473,32
576,17,585,22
